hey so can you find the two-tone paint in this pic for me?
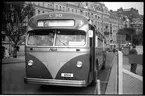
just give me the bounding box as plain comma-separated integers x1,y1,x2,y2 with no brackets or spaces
24,12,106,87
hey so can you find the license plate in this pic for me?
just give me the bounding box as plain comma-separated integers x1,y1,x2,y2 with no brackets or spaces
61,73,73,77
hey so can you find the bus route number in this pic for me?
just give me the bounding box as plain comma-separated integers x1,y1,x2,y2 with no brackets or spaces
48,13,62,18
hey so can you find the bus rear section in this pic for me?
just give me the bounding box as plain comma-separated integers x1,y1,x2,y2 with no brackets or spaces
24,29,92,87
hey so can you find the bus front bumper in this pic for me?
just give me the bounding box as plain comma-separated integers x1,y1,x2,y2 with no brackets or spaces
24,77,87,87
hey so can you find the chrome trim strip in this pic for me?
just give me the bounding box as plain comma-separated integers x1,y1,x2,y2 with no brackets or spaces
26,47,90,52
24,77,87,87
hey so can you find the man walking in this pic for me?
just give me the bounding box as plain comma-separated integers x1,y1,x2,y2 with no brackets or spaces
129,45,138,74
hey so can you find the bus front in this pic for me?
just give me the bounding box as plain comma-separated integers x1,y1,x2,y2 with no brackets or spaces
24,12,93,87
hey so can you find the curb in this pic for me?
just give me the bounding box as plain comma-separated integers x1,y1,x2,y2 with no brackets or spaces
105,53,117,94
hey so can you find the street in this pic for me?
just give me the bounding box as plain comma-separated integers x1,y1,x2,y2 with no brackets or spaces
2,52,115,94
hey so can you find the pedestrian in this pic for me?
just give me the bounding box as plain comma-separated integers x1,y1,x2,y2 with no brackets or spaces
113,48,116,53
129,44,138,74
5,48,10,58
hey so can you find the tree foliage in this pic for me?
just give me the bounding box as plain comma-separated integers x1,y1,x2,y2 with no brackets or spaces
2,2,35,46
117,28,136,35
2,2,35,57
133,32,143,45
117,28,143,45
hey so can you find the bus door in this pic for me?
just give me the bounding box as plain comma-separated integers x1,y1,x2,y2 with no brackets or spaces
88,28,96,82
95,33,104,70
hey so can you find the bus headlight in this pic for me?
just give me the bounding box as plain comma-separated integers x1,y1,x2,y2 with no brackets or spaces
76,61,83,68
28,60,33,66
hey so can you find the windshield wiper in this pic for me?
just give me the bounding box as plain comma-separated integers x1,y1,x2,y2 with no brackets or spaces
57,38,67,46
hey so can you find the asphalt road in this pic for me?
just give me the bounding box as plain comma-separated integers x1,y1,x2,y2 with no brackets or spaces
2,52,115,94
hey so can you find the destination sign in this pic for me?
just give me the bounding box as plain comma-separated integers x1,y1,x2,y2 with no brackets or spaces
37,20,75,27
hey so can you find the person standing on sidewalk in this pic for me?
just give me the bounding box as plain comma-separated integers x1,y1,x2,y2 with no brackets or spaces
5,48,10,58
129,44,138,74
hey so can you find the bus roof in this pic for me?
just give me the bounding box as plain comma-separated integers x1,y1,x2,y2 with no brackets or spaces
28,12,90,30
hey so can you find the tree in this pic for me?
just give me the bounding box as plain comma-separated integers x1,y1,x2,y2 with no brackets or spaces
117,28,135,44
133,32,143,45
117,27,142,45
2,2,35,58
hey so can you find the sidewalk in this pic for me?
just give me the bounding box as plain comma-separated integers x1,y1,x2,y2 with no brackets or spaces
123,55,143,94
105,52,143,94
2,56,25,64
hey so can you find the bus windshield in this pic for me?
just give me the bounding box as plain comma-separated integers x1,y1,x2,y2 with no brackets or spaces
27,29,86,46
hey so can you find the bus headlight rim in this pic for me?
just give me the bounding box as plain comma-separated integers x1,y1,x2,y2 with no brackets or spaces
28,60,33,66
76,61,83,68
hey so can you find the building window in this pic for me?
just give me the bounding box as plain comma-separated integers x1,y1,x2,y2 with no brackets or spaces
80,10,83,15
98,16,100,19
95,15,97,18
91,13,93,17
59,6,61,10
68,8,70,12
38,10,40,14
72,9,74,12
56,5,58,10
50,4,52,8
63,7,65,11
78,10,80,13
43,2,44,7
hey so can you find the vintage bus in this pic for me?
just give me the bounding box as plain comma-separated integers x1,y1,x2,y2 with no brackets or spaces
24,12,107,87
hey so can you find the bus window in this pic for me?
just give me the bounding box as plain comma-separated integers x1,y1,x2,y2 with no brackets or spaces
55,30,86,46
27,31,54,46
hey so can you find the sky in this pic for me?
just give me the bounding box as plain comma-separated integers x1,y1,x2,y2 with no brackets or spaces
102,2,144,15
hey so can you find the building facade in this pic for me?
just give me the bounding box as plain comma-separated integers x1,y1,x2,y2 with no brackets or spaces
2,2,125,53
130,17,143,34
25,2,125,48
